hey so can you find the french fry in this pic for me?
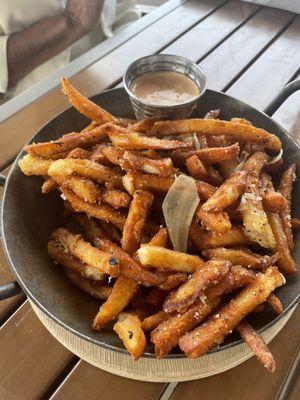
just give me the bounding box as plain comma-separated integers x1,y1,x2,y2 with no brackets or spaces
122,190,154,254
42,178,58,194
82,121,100,132
163,260,231,313
48,158,123,187
18,154,53,176
61,77,116,123
93,276,139,330
101,146,124,166
171,143,240,164
64,176,100,203
61,186,126,229
136,245,204,273
122,171,174,194
67,148,91,159
179,266,284,358
267,293,283,315
105,124,190,150
201,171,247,212
51,228,120,277
48,239,105,281
202,226,251,249
120,151,174,177
262,190,287,213
188,223,206,252
142,310,170,332
203,247,278,270
186,156,223,186
196,181,217,200
64,269,112,300
26,125,108,158
230,117,252,125
149,227,169,247
130,117,158,132
101,188,131,209
278,164,296,250
113,312,146,360
157,272,187,291
235,321,275,372
196,207,232,233
150,119,282,152
243,151,269,173
151,265,255,357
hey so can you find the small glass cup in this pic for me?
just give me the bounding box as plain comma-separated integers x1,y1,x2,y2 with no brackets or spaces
123,54,206,120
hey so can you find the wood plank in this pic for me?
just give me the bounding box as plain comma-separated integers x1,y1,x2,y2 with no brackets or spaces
227,15,300,109
171,305,300,400
199,7,294,91
50,361,165,400
0,0,225,169
163,0,259,60
0,302,73,400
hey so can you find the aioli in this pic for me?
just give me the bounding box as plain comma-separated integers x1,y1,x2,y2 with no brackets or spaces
130,71,199,106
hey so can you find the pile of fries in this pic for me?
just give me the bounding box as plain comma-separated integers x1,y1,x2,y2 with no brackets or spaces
19,77,298,370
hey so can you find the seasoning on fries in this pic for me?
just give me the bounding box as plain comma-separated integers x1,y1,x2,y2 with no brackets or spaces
18,77,297,366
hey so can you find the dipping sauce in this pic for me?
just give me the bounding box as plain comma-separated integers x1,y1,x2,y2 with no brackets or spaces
130,71,199,107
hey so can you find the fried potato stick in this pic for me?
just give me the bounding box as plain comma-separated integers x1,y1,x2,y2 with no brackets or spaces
120,151,174,177
196,207,232,233
65,176,100,203
148,227,169,247
186,156,223,186
101,188,131,209
171,143,240,164
123,171,175,194
19,154,53,176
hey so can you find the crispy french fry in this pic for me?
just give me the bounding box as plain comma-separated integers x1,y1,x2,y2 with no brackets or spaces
130,117,158,132
122,190,154,254
113,312,146,360
179,267,284,358
172,144,240,164
235,321,275,372
151,265,255,357
67,148,91,159
278,164,296,250
26,125,107,158
201,171,247,212
51,228,120,277
48,158,123,187
196,207,232,233
203,247,278,270
19,154,53,176
202,226,251,249
65,176,100,203
48,239,105,281
64,269,112,300
101,146,124,166
196,181,217,200
157,272,187,291
93,276,139,330
123,171,175,194
267,293,283,314
101,188,131,209
42,178,58,193
230,117,252,125
61,186,126,229
136,245,204,273
142,310,170,332
186,156,223,186
149,227,169,247
262,190,287,213
163,260,230,313
61,77,116,123
150,119,281,152
105,124,190,150
120,151,174,177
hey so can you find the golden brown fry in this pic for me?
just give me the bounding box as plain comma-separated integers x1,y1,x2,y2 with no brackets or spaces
67,148,91,159
267,293,283,315
150,119,282,152
48,158,123,187
106,124,190,150
64,269,112,300
61,186,126,229
120,151,174,177
93,276,139,330
26,125,107,158
196,181,217,200
196,207,231,233
51,228,120,277
235,321,275,372
179,266,284,358
157,272,187,291
130,117,158,132
149,227,169,247
201,171,247,212
101,188,131,209
101,145,124,166
163,260,230,313
18,154,53,176
142,310,170,332
262,190,287,213
61,77,116,123
42,178,58,193
172,143,240,164
278,164,296,250
136,245,204,273
65,176,100,203
48,239,105,281
230,117,252,125
151,265,255,357
202,226,251,249
113,312,146,360
122,190,154,254
243,151,269,173
186,156,223,186
203,247,278,270
122,171,175,194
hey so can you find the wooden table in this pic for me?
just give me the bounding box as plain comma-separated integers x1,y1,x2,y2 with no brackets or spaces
0,1,299,398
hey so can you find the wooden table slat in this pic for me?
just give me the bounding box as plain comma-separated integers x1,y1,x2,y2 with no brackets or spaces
227,15,300,109
50,361,165,400
0,302,74,400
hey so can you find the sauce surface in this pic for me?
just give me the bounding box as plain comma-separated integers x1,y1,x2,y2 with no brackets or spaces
130,71,199,106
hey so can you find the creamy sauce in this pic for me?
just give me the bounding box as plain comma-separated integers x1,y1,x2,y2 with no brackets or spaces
130,71,199,106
